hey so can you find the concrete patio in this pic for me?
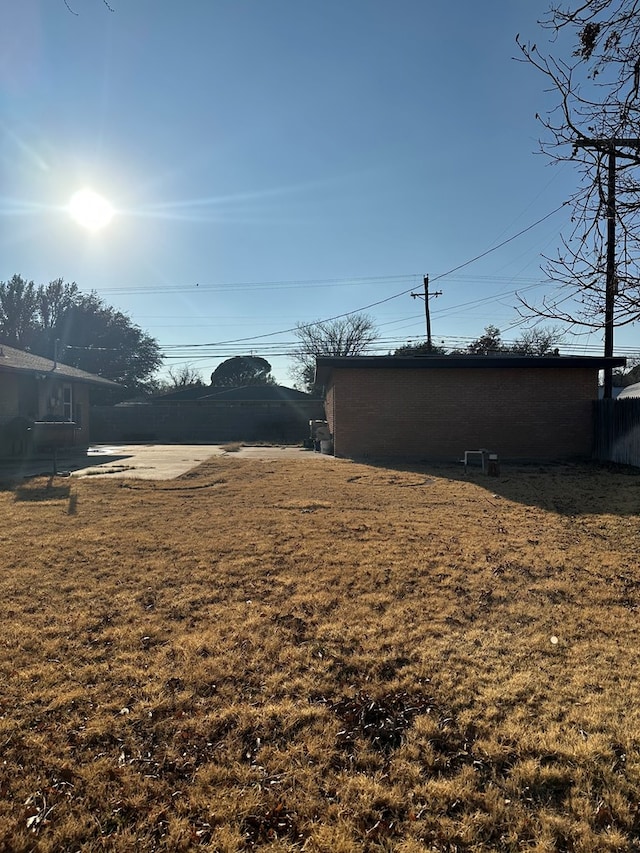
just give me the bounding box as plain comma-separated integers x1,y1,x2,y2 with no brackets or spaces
0,443,332,481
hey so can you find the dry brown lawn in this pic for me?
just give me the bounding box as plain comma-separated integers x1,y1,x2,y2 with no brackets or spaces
1,455,640,852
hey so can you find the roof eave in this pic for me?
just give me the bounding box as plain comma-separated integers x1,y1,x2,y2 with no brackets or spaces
0,363,120,388
315,355,627,386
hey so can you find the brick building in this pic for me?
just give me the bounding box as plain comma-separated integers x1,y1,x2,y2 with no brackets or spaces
0,343,118,456
315,355,626,461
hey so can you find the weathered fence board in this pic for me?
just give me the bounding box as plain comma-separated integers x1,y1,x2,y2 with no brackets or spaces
594,399,640,467
90,399,325,445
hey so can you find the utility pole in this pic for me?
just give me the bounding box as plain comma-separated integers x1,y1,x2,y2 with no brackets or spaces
411,275,442,352
573,137,640,398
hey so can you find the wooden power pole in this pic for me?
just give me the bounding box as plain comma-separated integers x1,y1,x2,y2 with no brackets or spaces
573,137,640,398
411,275,442,352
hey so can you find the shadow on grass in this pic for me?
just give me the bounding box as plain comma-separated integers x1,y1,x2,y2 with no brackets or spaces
13,476,72,502
350,457,640,517
0,452,133,492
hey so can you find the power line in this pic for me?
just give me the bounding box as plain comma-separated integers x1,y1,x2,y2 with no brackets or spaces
429,203,568,286
96,272,420,297
157,281,550,348
90,201,566,309
162,336,640,363
98,270,550,301
157,203,569,350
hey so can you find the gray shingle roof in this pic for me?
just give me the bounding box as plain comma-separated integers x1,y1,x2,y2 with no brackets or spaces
0,343,119,387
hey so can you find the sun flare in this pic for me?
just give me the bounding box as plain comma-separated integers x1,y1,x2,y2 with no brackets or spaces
68,188,114,231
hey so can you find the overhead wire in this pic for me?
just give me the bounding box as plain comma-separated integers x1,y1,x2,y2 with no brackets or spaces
159,201,569,351
162,336,640,362
96,272,418,297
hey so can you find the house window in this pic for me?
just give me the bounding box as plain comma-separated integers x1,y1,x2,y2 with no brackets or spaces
63,385,73,421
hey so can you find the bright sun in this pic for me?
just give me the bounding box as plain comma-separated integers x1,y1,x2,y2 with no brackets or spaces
68,188,114,231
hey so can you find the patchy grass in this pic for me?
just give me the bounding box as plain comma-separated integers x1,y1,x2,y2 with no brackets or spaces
1,457,640,852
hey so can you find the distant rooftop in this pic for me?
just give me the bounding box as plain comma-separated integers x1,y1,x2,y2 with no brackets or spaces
199,384,318,402
617,382,640,399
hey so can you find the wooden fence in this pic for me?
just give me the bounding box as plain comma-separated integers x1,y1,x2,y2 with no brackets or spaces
90,398,325,445
594,398,640,467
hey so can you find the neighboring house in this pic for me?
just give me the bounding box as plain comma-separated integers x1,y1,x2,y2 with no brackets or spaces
0,343,118,456
198,384,317,404
91,385,325,443
617,382,640,399
315,354,626,461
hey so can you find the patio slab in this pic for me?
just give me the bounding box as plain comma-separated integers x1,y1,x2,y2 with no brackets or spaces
77,444,333,478
0,444,333,482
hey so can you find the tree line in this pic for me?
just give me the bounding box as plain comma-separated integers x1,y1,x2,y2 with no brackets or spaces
0,275,161,392
2,274,634,398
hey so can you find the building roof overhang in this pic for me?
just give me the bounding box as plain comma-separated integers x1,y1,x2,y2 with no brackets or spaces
315,355,627,386
0,343,120,388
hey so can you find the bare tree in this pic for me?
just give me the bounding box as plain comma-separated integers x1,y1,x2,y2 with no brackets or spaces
508,325,565,355
452,325,564,356
517,2,640,333
290,314,378,391
167,364,204,388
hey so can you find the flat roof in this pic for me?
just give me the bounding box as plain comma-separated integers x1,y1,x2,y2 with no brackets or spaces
315,354,626,385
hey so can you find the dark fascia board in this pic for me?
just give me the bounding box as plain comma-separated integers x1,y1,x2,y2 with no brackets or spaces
315,354,627,386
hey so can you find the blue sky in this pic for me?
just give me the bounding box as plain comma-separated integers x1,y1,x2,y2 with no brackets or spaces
1,0,636,385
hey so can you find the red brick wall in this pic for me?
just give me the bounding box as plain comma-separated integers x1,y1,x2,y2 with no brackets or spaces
326,367,598,460
325,385,336,436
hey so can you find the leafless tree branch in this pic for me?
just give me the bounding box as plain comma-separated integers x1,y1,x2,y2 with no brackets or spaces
290,314,378,391
62,0,115,13
518,1,640,334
